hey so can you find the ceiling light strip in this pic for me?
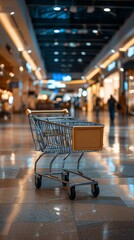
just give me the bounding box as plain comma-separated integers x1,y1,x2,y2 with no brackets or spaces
22,51,36,71
63,80,87,84
86,68,100,80
0,13,41,80
119,37,134,52
0,13,25,51
100,52,120,69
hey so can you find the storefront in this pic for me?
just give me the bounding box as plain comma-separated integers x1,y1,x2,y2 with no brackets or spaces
123,45,134,115
0,89,13,120
128,72,134,115
90,59,120,109
103,71,120,104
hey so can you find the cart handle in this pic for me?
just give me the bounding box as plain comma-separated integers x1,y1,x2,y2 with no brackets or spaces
26,108,69,116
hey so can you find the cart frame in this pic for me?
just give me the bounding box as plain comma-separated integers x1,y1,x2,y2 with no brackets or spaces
26,109,104,200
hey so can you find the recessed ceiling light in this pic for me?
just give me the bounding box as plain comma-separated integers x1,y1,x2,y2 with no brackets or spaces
10,11,15,15
0,64,4,68
54,6,61,11
86,42,91,46
69,42,76,47
18,47,23,52
0,71,4,76
54,42,59,46
54,29,60,33
111,49,115,53
54,51,59,55
78,58,82,62
54,58,59,62
92,29,98,34
9,72,15,77
19,66,24,72
81,52,86,55
104,8,111,12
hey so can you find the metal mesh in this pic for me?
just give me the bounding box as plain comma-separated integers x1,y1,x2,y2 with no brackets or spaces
28,115,103,153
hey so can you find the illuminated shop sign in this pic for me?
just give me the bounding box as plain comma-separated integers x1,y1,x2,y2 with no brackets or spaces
127,46,134,58
47,80,66,89
52,73,72,81
107,61,116,72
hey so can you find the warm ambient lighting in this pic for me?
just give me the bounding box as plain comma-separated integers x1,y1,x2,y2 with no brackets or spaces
100,52,120,69
86,67,100,80
19,66,24,72
35,69,42,79
86,38,133,77
119,37,134,52
120,67,124,72
0,13,25,51
22,51,36,71
0,12,42,80
63,80,87,84
10,11,15,15
28,49,32,53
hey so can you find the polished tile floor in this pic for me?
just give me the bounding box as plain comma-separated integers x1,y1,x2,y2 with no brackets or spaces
0,110,134,240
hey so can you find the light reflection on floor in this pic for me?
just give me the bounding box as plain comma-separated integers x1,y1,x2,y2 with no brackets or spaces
0,111,134,240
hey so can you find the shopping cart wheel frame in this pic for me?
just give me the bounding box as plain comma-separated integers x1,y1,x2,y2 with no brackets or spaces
91,184,99,197
61,172,69,186
35,175,42,189
68,186,76,200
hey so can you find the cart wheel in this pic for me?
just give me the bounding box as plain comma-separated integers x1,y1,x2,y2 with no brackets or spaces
91,184,99,197
68,186,76,200
35,175,42,189
61,172,69,186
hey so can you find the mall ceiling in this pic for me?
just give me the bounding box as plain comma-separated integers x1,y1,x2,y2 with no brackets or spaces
25,0,134,77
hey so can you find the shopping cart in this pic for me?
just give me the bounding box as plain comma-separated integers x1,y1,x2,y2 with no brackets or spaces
26,109,104,200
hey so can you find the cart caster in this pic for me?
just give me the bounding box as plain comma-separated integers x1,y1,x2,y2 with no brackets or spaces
35,175,42,189
61,172,69,186
68,186,76,200
91,184,99,197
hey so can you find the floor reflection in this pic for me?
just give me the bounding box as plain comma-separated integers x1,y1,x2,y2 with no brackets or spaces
0,111,134,240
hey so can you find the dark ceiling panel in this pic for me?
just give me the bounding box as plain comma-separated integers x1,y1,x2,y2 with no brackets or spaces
26,0,134,8
25,0,134,77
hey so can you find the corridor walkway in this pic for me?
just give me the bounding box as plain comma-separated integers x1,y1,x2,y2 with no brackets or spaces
0,111,134,240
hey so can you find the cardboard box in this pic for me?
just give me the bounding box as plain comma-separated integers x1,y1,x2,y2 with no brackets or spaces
72,126,104,151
